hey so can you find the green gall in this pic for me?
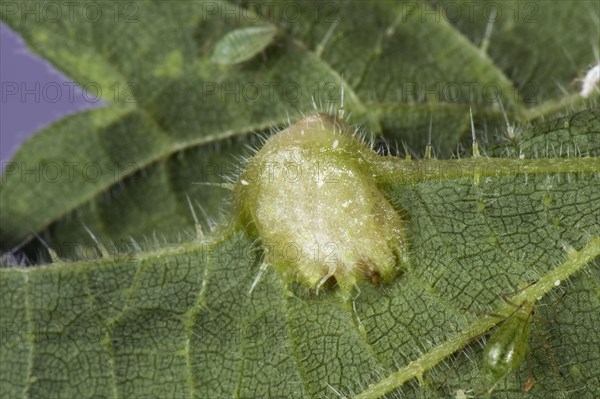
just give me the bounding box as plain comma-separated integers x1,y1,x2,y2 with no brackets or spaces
234,113,407,293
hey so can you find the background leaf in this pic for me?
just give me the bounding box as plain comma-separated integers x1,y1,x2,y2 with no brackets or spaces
1,1,600,398
1,0,597,260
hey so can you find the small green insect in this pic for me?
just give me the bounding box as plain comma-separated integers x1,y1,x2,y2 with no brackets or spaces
479,299,534,394
478,289,569,395
211,25,278,65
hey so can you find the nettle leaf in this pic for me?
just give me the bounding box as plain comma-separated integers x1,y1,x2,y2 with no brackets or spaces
1,1,600,398
1,0,597,257
1,110,599,398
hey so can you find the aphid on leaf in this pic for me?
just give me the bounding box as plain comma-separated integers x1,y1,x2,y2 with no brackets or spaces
211,24,278,65
479,299,534,394
479,291,566,395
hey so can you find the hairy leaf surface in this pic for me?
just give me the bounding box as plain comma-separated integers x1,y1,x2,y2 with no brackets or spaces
1,0,597,255
1,1,599,398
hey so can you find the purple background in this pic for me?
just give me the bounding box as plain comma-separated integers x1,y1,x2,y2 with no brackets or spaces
1,23,103,165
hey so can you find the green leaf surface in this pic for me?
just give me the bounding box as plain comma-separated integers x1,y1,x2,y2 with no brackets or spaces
437,0,599,112
2,109,600,398
1,1,600,398
1,0,597,256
